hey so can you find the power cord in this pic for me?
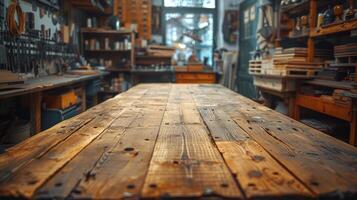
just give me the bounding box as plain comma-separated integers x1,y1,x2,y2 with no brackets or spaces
6,0,25,36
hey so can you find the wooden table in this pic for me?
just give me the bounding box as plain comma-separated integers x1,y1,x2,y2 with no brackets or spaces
0,84,356,199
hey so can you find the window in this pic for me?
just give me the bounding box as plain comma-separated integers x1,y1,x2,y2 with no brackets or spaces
165,13,214,66
164,0,215,8
163,0,216,66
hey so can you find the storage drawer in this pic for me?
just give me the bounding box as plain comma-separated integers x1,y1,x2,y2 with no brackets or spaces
175,72,216,83
43,90,78,110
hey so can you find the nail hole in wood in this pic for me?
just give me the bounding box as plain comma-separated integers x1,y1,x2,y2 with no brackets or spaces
124,147,135,152
127,184,135,189
277,127,282,131
310,181,319,186
149,183,157,188
55,182,62,187
214,136,220,139
28,180,38,185
93,126,98,129
293,128,298,131
145,139,150,141
220,183,229,188
273,172,279,175
72,189,82,194
173,161,179,165
248,183,256,187
248,127,253,130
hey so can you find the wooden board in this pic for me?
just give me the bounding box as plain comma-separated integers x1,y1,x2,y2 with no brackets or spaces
0,84,356,199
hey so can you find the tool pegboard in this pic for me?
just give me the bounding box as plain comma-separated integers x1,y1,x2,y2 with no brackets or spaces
0,30,78,74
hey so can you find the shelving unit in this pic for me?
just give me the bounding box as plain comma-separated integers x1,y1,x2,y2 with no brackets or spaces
289,0,357,145
81,28,135,69
69,0,111,14
310,18,357,37
113,0,152,40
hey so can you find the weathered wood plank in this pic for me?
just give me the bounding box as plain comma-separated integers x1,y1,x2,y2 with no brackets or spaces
59,86,171,199
0,107,125,198
142,87,243,199
0,88,148,182
141,124,243,199
197,106,314,199
190,84,357,199
72,127,162,199
35,108,139,198
0,87,150,198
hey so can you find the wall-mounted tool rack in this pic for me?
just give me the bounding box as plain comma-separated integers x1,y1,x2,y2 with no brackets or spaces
0,30,78,74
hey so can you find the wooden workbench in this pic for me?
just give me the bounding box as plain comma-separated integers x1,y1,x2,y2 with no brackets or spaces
0,84,356,199
0,72,108,134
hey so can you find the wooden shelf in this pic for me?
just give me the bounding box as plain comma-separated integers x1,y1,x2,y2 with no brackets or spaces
281,0,309,16
84,49,131,53
81,28,132,34
106,67,131,73
296,94,352,121
304,80,355,90
311,18,357,38
69,0,111,14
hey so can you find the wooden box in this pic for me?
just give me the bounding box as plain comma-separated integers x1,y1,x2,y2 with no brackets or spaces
44,90,78,110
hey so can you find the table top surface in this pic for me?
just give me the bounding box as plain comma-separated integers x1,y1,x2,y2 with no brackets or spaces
0,71,108,99
0,84,356,199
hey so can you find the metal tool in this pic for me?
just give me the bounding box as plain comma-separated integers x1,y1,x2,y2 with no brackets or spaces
0,0,4,31
0,44,7,70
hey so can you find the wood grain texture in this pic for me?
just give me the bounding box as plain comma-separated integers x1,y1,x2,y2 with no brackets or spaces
142,124,243,199
142,86,243,199
0,84,355,199
0,87,149,198
190,84,357,199
197,106,313,199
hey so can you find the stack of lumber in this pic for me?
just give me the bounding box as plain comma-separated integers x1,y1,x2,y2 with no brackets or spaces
332,89,352,107
334,43,357,63
0,70,25,86
147,45,175,57
316,63,355,81
249,48,327,77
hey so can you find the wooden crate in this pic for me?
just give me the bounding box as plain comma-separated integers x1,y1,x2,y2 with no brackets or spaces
253,76,296,92
249,60,263,75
